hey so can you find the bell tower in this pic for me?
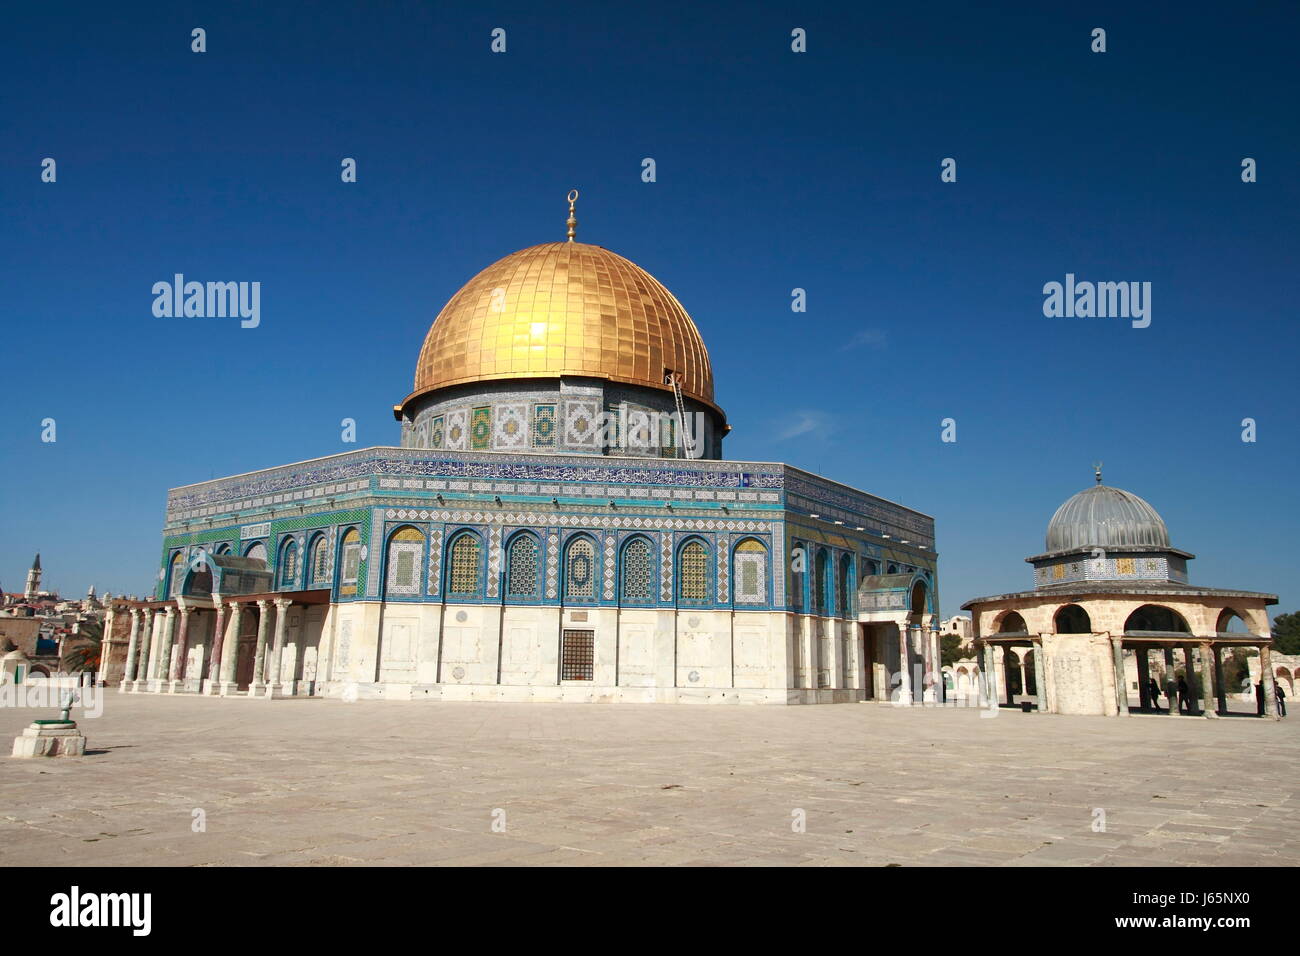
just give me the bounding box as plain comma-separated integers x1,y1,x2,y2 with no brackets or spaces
23,553,41,600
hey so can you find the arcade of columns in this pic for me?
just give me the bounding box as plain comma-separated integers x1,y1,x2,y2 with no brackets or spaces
118,596,300,697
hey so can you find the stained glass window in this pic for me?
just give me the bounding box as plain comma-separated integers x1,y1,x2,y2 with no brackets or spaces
620,537,652,602
565,537,595,601
279,540,298,589
448,533,481,595
245,541,267,564
506,534,539,598
385,526,424,596
339,528,361,596
678,540,709,603
734,538,766,605
167,552,184,597
310,534,330,587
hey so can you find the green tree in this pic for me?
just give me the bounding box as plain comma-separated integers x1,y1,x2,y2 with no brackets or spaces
60,619,103,673
940,633,971,668
1272,612,1300,656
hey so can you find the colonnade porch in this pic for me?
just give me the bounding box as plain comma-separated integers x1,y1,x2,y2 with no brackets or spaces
975,633,1281,718
116,590,330,698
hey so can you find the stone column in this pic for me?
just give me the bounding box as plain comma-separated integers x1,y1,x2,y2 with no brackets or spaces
1017,657,1028,703
134,611,154,693
218,601,244,694
982,642,999,707
1110,637,1129,716
916,624,931,703
1212,646,1228,715
205,598,227,693
267,599,291,696
896,620,911,705
1032,639,1048,713
1198,642,1217,718
153,608,176,688
930,625,943,703
1136,647,1151,710
1003,649,1016,703
1261,644,1278,718
120,610,141,692
1181,645,1197,714
250,601,271,693
1163,647,1177,717
169,606,192,690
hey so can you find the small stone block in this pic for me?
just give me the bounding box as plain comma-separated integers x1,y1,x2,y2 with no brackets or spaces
12,722,87,758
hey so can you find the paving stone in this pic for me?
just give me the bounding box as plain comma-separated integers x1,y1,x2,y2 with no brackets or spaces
1,695,1296,866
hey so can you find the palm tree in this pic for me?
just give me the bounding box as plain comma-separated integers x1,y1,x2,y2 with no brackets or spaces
60,619,103,674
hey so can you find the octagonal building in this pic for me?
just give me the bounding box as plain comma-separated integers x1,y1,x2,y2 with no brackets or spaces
963,472,1280,717
112,197,941,704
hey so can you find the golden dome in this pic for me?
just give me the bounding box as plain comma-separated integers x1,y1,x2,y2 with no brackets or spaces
401,241,719,415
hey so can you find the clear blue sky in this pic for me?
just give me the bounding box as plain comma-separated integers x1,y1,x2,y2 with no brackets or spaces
2,1,1296,618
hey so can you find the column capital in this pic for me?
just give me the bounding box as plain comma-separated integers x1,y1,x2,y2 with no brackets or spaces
256,599,270,610
274,597,293,609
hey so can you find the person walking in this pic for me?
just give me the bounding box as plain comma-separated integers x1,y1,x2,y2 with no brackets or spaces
1177,676,1190,714
1277,683,1287,718
1147,677,1163,712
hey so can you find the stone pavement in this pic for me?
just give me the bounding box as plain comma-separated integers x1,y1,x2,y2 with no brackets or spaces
2,694,1296,866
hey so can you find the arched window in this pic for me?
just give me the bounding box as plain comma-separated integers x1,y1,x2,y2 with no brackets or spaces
814,549,831,615
678,539,710,604
1216,609,1250,634
620,536,653,604
214,543,231,556
791,540,806,609
506,533,540,600
385,526,425,597
1054,604,1091,634
838,553,853,617
564,536,596,602
244,541,267,564
279,539,299,590
1124,605,1190,634
308,534,330,588
997,612,1028,635
166,552,185,597
733,538,768,605
338,528,362,596
447,532,482,596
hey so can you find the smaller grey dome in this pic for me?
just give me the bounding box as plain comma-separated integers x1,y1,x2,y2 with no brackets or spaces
1045,485,1170,552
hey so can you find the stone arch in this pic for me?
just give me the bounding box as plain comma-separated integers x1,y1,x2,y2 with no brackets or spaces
996,610,1028,635
1054,603,1092,634
1216,608,1251,634
1124,604,1191,634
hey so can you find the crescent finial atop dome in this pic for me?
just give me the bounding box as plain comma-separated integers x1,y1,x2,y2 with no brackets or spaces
566,189,578,242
